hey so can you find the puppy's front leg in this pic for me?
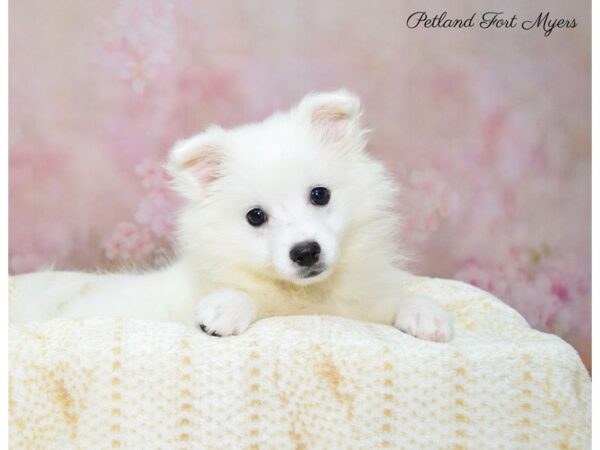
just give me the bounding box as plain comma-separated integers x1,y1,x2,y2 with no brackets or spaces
196,288,257,337
394,296,454,342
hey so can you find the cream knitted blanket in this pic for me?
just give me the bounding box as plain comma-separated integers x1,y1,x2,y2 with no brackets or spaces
9,275,590,449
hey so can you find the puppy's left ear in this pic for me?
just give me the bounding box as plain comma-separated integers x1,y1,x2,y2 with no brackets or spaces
167,126,227,199
295,89,364,144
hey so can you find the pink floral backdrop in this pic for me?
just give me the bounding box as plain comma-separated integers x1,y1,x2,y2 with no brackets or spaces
9,1,590,369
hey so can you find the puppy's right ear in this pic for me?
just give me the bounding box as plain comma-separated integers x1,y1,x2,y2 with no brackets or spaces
295,89,363,145
167,126,226,199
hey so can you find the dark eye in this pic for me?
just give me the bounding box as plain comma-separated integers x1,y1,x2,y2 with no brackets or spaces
246,208,268,227
310,187,330,206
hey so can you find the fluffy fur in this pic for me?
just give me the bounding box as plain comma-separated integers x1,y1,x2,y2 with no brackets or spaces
10,90,454,342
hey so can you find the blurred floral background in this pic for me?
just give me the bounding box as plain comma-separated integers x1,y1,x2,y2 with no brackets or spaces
9,0,590,369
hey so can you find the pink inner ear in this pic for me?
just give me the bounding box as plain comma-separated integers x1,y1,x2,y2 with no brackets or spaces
312,108,350,141
184,149,221,184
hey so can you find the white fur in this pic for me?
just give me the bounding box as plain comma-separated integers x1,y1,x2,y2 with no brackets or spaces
195,288,257,336
10,90,454,342
394,296,454,342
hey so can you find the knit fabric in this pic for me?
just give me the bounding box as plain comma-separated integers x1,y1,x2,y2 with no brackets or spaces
9,275,590,449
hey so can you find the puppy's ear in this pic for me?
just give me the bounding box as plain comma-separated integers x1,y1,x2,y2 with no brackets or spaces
167,126,226,198
295,89,363,143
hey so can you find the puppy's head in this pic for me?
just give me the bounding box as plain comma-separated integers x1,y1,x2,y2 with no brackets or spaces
169,90,394,285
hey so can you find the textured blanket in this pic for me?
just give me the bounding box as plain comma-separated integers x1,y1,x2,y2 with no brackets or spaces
9,275,590,449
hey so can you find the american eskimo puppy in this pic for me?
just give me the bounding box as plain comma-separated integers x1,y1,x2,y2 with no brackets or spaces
10,90,454,342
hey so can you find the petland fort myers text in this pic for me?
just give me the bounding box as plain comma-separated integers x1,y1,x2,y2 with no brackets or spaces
406,12,577,37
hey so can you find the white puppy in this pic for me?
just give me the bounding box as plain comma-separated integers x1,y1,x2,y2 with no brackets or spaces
10,90,454,342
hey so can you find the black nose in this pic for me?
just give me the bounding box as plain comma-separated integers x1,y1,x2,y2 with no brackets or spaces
290,241,321,267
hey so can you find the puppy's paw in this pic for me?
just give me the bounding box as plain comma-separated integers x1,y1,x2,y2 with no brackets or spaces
394,296,454,342
195,288,257,337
